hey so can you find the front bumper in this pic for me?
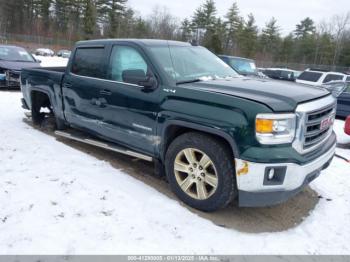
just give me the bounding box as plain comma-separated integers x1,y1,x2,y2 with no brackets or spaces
236,137,336,207
0,70,21,89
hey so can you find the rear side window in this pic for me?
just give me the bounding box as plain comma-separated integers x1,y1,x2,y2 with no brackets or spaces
297,71,322,82
71,47,105,78
323,74,344,83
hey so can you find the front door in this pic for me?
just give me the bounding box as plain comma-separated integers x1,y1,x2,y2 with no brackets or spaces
97,44,160,155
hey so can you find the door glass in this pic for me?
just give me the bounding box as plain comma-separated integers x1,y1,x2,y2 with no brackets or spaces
322,74,344,83
71,47,105,78
109,46,148,83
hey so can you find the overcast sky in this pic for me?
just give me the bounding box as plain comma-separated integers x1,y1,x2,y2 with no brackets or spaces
128,0,349,35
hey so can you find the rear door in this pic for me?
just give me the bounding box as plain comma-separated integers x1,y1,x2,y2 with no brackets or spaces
62,46,108,134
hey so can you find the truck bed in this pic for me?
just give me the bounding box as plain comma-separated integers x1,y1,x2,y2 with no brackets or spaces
21,67,67,113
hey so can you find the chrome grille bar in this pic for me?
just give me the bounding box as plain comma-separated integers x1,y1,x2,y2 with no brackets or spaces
292,95,336,154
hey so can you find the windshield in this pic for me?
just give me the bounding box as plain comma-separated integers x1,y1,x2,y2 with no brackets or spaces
228,58,257,75
0,46,35,62
149,45,238,83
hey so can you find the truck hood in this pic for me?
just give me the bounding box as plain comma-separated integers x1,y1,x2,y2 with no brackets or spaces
0,61,41,71
181,77,330,112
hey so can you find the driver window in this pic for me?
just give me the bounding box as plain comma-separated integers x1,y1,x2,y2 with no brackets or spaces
109,45,148,83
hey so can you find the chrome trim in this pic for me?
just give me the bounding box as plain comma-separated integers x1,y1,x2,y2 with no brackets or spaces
236,142,335,192
55,130,153,162
292,95,336,154
69,72,144,88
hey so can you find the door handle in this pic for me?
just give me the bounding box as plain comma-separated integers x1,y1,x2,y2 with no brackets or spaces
100,89,112,96
63,82,72,88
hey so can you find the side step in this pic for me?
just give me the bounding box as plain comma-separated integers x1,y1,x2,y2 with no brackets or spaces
54,130,153,162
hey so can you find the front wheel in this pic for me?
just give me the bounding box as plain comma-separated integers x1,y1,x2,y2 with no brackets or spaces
165,132,236,212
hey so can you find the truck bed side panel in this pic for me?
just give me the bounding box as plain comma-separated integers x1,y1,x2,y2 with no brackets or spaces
21,67,66,122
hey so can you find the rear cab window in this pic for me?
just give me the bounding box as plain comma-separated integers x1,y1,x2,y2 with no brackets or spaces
297,71,322,82
71,47,105,78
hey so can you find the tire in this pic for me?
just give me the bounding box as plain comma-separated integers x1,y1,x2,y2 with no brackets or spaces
165,132,236,212
40,114,56,132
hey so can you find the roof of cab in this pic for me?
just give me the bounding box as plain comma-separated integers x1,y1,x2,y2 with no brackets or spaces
76,39,191,47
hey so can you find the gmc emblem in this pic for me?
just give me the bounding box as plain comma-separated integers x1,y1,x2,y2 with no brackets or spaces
320,116,334,130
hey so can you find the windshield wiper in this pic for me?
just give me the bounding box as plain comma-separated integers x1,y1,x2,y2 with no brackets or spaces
176,79,203,85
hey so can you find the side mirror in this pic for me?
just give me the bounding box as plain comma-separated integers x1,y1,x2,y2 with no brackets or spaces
36,58,41,63
122,69,157,89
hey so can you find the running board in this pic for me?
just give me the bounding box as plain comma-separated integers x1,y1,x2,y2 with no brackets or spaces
54,130,153,162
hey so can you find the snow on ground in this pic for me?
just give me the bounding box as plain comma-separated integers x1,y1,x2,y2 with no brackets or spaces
0,92,350,255
334,119,350,145
33,55,69,67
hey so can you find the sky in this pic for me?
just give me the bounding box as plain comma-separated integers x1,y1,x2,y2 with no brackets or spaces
128,0,349,35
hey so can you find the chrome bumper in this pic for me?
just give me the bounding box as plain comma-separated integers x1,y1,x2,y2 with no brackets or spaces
235,142,336,193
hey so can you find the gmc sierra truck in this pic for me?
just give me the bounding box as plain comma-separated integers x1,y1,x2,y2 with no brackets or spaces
20,39,337,212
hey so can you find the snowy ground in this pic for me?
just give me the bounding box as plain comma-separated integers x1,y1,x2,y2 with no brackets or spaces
0,90,349,255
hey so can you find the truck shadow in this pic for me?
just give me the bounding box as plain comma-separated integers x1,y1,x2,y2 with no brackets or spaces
23,119,319,233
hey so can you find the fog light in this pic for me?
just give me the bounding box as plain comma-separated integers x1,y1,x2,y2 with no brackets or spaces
268,168,275,180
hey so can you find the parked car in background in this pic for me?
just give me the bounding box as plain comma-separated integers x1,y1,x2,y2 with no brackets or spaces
0,45,41,88
218,55,262,77
296,69,347,86
296,69,349,118
336,81,350,118
262,68,300,81
57,50,71,58
345,116,350,136
35,48,54,56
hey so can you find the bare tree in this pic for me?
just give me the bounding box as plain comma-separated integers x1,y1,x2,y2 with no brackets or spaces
147,6,179,40
330,12,350,67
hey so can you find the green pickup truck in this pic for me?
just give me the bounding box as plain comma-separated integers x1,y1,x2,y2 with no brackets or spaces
20,39,337,211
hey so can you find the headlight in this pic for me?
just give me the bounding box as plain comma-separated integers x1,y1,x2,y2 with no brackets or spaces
256,113,296,144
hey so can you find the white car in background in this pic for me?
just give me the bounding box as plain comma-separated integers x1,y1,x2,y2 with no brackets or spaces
35,48,54,57
296,69,349,86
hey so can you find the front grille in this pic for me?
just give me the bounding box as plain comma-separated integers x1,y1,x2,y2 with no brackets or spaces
302,104,335,150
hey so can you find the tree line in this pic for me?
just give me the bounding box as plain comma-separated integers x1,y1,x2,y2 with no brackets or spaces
0,0,349,68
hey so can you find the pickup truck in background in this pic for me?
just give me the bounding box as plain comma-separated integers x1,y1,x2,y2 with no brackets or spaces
218,55,263,78
20,39,337,211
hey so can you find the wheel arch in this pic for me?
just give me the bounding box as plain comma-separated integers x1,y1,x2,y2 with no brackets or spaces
160,120,240,162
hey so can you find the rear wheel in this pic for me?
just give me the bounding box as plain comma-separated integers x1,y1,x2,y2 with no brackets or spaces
165,132,236,212
31,91,66,131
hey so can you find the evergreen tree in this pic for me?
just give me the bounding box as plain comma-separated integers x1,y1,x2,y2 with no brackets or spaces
259,17,281,59
181,19,193,42
224,2,241,53
97,0,127,37
83,0,96,39
295,17,316,38
294,18,317,63
239,13,258,57
192,0,217,44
